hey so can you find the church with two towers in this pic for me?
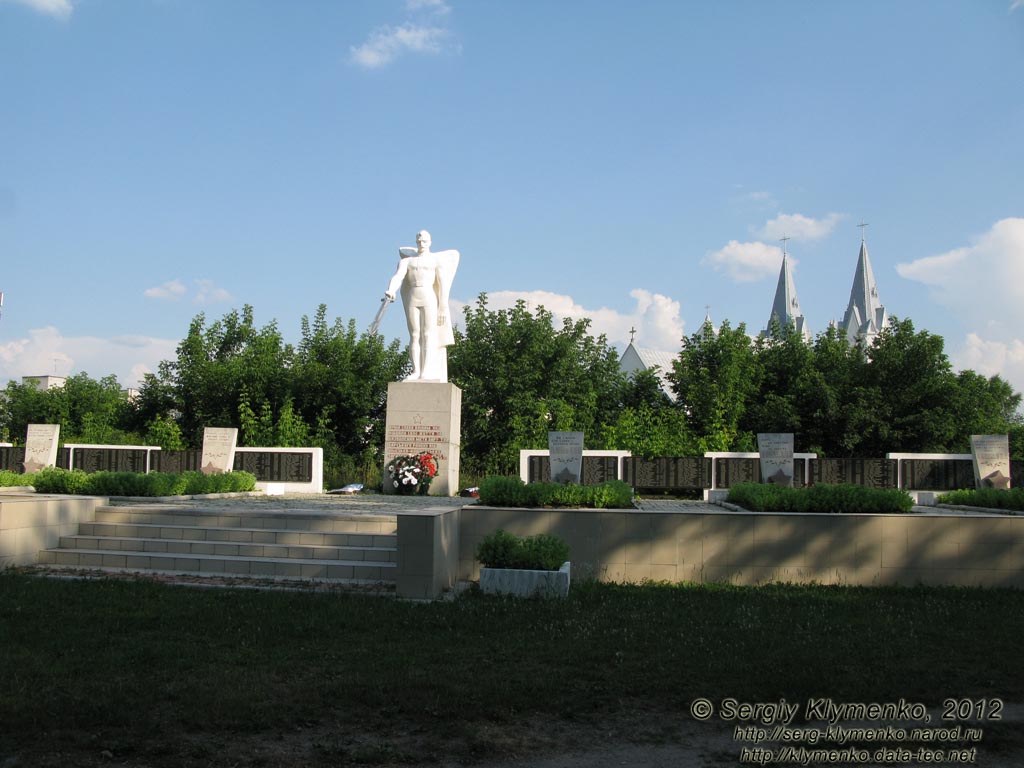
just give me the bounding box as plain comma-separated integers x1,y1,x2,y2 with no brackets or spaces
620,227,888,394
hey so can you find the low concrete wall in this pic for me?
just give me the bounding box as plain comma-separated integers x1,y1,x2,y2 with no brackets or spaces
457,507,1024,588
0,493,107,568
396,507,461,599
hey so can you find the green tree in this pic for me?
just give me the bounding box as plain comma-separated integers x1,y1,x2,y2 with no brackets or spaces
159,305,294,446
862,317,958,453
0,373,138,445
948,370,1023,453
449,294,625,475
798,324,874,457
669,318,758,451
144,414,186,450
289,305,407,463
742,319,812,439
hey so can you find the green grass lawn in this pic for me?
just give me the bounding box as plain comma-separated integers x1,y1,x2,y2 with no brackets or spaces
2,573,1022,765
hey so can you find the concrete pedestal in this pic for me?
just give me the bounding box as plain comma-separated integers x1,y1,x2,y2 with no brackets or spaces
384,382,461,496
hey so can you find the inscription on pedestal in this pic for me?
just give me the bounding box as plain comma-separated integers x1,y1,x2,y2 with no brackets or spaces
385,421,450,463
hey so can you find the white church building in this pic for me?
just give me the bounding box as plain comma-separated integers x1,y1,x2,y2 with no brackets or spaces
620,230,888,377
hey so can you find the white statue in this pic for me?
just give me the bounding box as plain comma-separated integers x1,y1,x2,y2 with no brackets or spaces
385,230,460,382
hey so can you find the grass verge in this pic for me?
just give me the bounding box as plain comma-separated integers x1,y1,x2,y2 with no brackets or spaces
1,573,1021,765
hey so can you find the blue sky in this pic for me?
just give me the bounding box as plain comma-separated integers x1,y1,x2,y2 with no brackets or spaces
2,0,1023,395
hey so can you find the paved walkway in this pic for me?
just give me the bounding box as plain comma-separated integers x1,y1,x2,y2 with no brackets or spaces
105,492,724,515
105,494,953,515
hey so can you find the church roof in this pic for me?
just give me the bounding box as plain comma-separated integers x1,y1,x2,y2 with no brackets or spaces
619,343,676,399
840,238,887,345
762,251,810,341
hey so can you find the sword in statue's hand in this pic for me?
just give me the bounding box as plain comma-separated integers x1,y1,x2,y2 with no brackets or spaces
368,295,393,336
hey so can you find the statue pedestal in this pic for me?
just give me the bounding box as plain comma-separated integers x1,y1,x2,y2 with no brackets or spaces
384,382,461,496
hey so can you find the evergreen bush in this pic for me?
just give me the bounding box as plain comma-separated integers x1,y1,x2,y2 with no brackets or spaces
477,477,634,508
475,529,570,571
938,487,1024,512
25,468,256,496
727,482,914,514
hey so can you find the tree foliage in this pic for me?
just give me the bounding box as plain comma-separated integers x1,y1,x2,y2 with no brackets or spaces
448,294,625,475
670,316,1022,457
2,304,1020,488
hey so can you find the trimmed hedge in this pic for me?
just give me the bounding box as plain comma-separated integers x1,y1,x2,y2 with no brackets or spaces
27,468,257,497
0,470,30,487
727,482,914,514
475,529,570,571
938,487,1024,513
478,477,635,509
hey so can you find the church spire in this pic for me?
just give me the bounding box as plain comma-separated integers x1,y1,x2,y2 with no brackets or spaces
840,223,887,346
762,235,810,340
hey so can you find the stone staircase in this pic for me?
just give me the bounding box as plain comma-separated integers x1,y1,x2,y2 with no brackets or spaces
37,504,398,587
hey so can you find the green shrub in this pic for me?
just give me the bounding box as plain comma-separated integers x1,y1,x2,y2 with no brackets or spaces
477,477,634,508
727,482,913,514
475,529,569,571
31,468,92,495
180,471,256,495
0,470,29,487
25,468,256,497
86,472,150,497
938,487,1024,512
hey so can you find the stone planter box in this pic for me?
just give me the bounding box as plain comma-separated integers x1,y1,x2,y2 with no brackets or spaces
479,561,571,598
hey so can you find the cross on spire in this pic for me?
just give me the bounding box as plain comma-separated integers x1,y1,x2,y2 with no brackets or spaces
858,219,869,243
629,326,637,343
779,234,791,256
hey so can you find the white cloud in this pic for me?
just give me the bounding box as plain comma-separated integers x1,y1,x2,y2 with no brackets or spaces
898,218,1024,393
193,279,233,305
350,23,450,69
0,326,178,388
702,240,785,282
406,0,451,13
1,0,72,19
451,289,685,352
757,212,844,241
896,218,1024,334
1012,0,1024,12
952,334,1024,395
143,279,187,300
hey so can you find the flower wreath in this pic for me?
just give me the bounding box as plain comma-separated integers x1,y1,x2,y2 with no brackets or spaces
386,452,439,495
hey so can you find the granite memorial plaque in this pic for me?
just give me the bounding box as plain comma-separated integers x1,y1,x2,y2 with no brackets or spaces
757,433,795,487
24,424,60,474
201,427,238,475
971,434,1011,490
622,457,711,490
548,431,584,484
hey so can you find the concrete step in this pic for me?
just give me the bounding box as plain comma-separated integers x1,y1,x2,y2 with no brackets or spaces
57,534,397,562
77,521,395,548
38,547,395,582
93,506,398,534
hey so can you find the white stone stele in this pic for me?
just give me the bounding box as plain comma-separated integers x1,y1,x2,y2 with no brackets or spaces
384,381,461,496
970,434,1011,489
200,427,238,475
479,561,571,599
757,432,795,487
548,431,584,484
24,424,60,474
